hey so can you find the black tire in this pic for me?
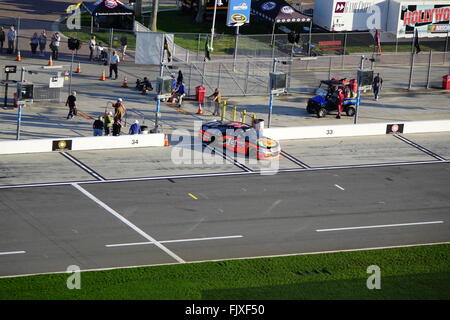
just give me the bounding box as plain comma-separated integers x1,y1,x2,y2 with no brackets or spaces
317,107,327,118
306,102,315,114
346,107,356,117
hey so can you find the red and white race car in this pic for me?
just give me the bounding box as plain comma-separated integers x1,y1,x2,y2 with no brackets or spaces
199,121,281,160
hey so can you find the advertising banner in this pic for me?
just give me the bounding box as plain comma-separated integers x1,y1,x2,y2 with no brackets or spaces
398,3,450,37
226,0,251,27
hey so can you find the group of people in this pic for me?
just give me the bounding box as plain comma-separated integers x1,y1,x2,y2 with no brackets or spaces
0,25,16,54
91,98,129,136
0,26,61,60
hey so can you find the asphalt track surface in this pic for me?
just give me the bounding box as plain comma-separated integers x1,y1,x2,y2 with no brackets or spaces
0,133,450,277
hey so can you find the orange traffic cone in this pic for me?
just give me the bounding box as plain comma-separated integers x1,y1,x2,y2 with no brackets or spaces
47,55,53,66
74,62,81,73
164,134,169,146
121,76,128,88
15,51,21,61
100,69,106,81
196,104,203,115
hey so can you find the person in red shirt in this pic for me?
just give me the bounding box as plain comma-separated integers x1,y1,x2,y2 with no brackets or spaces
336,88,344,119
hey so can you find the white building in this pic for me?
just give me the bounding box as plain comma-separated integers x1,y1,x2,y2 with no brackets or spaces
313,0,450,38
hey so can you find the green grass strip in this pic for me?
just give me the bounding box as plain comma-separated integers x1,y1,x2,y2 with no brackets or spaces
0,244,449,300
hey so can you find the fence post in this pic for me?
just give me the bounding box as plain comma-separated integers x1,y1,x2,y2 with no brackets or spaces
444,31,449,65
395,36,398,54
197,34,201,58
217,63,221,89
342,32,347,69
188,63,192,96
15,17,21,54
328,56,332,79
287,57,293,93
426,49,432,89
202,61,206,86
244,60,250,95
233,26,239,72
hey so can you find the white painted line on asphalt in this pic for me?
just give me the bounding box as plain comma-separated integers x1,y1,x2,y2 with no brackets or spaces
334,184,345,191
1,159,449,190
2,241,450,279
106,235,244,248
0,251,26,256
316,221,444,232
60,152,106,181
72,183,185,264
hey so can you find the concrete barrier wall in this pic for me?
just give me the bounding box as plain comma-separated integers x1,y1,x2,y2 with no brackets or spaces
0,133,165,155
264,120,450,141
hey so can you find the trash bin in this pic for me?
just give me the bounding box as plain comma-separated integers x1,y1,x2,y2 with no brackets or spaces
196,85,206,103
253,119,264,135
443,75,450,90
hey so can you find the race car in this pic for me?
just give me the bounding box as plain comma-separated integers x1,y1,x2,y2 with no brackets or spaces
199,121,281,160
306,79,358,118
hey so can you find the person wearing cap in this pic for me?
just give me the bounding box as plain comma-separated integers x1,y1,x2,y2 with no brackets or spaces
113,98,126,123
103,111,113,136
129,120,141,135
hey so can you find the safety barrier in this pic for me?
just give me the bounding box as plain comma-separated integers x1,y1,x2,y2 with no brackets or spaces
0,133,165,155
263,120,450,141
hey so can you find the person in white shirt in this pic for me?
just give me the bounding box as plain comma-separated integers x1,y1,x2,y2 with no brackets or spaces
89,35,96,61
109,50,120,80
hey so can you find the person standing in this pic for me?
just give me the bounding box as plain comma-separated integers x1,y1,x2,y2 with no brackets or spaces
7,25,16,54
209,88,222,116
129,120,141,135
373,73,383,101
103,111,113,136
30,32,39,55
112,119,122,136
335,88,344,119
175,82,185,107
65,91,77,120
93,116,104,136
113,98,126,123
177,70,184,87
120,35,127,60
50,32,60,60
89,35,96,61
0,27,5,54
109,50,120,79
38,30,47,56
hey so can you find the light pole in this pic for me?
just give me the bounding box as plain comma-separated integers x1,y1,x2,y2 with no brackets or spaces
210,0,223,52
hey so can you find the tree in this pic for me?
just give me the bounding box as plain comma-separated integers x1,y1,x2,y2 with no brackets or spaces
195,0,206,23
150,0,159,32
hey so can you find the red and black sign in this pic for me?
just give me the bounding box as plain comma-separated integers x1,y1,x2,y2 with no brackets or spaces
52,140,72,151
386,124,404,134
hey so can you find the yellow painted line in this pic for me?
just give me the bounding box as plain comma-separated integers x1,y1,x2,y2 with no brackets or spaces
188,193,198,200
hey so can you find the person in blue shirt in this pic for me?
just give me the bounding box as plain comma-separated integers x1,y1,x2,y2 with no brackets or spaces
175,82,185,107
129,120,141,135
